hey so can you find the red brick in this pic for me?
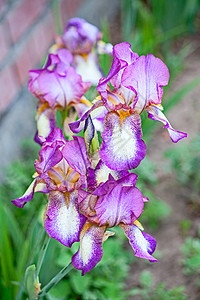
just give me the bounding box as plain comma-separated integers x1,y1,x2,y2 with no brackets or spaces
0,0,6,17
0,65,19,112
60,0,83,28
0,20,10,64
15,10,55,85
31,10,55,62
7,0,48,43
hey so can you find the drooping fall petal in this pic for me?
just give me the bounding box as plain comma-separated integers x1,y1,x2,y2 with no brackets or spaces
146,105,187,142
99,112,146,171
72,222,106,275
44,191,86,247
120,223,157,261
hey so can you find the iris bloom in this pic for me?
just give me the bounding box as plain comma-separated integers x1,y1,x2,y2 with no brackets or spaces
70,42,187,171
53,17,113,85
12,127,156,274
29,48,91,143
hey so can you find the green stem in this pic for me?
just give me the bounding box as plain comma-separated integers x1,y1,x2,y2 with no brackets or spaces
38,262,74,298
36,235,51,277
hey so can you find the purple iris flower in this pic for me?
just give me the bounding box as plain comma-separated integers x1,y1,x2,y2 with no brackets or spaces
28,48,91,143
62,17,102,55
56,17,113,85
72,173,157,275
12,127,157,275
70,42,187,171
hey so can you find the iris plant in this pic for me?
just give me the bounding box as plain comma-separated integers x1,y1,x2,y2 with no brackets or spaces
13,17,186,281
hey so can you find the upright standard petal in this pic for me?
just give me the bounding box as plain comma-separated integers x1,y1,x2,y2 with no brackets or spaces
72,222,106,275
122,54,169,113
146,105,187,142
63,136,90,175
94,175,144,227
120,223,157,261
97,42,139,103
44,191,86,247
35,144,63,175
99,112,146,171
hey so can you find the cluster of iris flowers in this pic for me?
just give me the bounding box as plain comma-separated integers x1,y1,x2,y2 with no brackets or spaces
12,18,187,275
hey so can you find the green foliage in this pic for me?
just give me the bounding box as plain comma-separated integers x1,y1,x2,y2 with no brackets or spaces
166,134,200,197
181,235,200,275
128,270,187,300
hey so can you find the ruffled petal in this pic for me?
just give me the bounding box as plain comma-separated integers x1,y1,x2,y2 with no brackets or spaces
62,136,90,175
120,223,157,261
97,42,139,103
122,54,169,113
94,178,144,227
99,112,146,171
72,222,106,275
44,191,86,247
37,67,87,108
11,178,48,208
35,144,63,175
146,105,187,142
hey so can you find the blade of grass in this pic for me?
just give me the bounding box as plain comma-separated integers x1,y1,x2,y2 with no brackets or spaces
38,262,74,298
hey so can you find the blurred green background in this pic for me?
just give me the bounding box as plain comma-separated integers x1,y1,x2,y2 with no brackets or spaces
1,0,200,299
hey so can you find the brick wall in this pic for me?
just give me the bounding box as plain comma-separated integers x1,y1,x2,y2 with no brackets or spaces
0,0,84,118
0,0,120,181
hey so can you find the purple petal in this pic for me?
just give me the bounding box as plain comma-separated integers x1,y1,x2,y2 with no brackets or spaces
44,191,86,247
62,136,90,175
122,54,169,113
35,144,63,175
99,112,146,171
97,42,139,103
94,180,144,227
35,128,67,174
44,127,66,145
146,105,187,142
36,67,87,108
72,222,106,275
120,224,157,261
29,49,90,109
11,178,48,208
93,172,138,197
